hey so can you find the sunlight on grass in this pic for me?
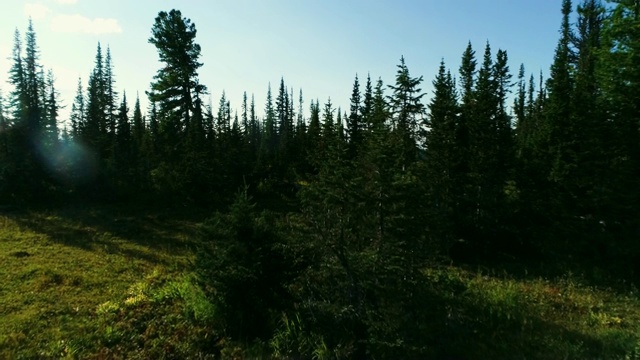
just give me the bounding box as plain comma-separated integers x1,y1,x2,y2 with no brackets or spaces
0,207,203,358
423,266,640,359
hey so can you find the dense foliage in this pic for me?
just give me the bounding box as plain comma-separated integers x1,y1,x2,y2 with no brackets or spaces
1,1,640,358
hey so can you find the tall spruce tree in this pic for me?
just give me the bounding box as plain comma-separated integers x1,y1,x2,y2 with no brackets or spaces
347,74,363,158
597,0,640,263
262,83,276,157
23,19,42,139
104,47,118,145
361,73,374,134
571,0,608,228
69,77,84,138
456,42,477,240
84,44,106,151
424,60,460,250
148,9,206,158
43,69,59,149
546,0,575,185
387,56,425,164
114,92,131,186
8,29,26,125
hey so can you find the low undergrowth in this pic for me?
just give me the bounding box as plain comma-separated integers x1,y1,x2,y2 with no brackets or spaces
1,206,639,359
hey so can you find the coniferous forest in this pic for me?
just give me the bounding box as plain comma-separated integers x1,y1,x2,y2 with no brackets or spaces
2,0,640,358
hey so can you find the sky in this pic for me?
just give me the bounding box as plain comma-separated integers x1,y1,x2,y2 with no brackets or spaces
0,0,565,124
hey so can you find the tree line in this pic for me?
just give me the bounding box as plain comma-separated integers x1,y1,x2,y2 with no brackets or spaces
1,0,638,268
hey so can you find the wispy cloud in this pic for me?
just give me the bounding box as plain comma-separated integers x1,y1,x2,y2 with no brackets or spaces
51,14,122,34
24,3,51,20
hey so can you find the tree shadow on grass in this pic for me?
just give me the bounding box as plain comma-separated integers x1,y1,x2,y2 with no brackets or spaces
410,274,635,359
4,203,210,266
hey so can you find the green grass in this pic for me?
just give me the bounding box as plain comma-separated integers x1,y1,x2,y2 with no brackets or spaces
0,205,214,359
423,266,640,359
1,205,640,359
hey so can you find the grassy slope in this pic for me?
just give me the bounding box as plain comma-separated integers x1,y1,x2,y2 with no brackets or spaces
1,205,639,359
0,205,211,359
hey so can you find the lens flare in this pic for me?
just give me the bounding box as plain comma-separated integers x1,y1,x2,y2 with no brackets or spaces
34,135,98,185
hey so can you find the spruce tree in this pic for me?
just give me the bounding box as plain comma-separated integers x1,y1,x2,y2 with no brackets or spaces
0,89,7,188
597,0,640,261
84,44,106,151
387,56,425,162
148,9,206,160
424,60,460,250
132,94,144,152
262,83,276,156
241,91,249,138
249,93,259,149
571,0,607,226
321,97,335,146
43,69,59,148
514,64,527,149
8,29,26,124
69,78,84,138
347,74,363,158
361,73,374,133
114,92,131,188
305,99,321,172
104,46,118,145
23,19,42,138
546,0,575,185
456,42,477,239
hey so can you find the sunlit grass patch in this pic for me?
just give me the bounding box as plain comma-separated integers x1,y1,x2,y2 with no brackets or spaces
428,266,640,359
0,206,205,358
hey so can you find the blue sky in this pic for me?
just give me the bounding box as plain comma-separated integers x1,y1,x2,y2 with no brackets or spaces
1,0,564,123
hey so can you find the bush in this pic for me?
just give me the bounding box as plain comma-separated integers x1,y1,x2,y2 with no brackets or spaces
195,189,290,341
